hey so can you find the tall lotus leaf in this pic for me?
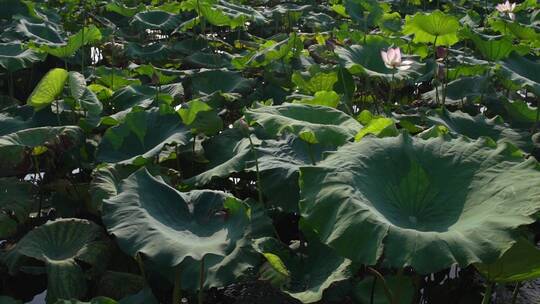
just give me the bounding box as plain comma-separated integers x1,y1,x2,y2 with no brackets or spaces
425,109,532,152
7,219,109,303
245,103,362,146
476,238,540,283
0,126,84,177
102,168,250,270
334,36,421,79
0,178,35,238
232,35,302,69
130,11,182,32
501,52,540,96
422,75,493,105
0,43,44,72
300,134,540,273
190,69,254,95
97,108,191,164
27,68,69,110
344,0,386,28
355,117,398,141
462,30,522,61
403,11,460,46
291,71,338,94
41,26,102,58
253,237,352,303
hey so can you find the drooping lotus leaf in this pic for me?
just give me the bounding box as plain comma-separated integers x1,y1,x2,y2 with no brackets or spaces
40,26,102,59
424,109,532,152
0,43,44,72
0,126,84,177
244,103,362,146
0,178,35,238
300,133,540,273
124,42,170,62
253,237,352,303
14,18,64,44
403,10,460,46
475,238,540,283
102,168,250,270
190,69,254,95
130,10,182,32
501,52,540,96
462,30,524,62
96,108,191,164
6,219,110,303
27,68,69,110
334,36,421,79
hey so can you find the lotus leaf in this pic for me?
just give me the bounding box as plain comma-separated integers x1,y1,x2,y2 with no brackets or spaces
6,219,110,303
102,168,250,271
96,108,191,164
300,134,540,273
403,10,460,46
245,103,362,146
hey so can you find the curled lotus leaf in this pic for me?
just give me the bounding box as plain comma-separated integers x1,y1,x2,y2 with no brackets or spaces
300,133,540,274
245,103,362,146
102,168,251,269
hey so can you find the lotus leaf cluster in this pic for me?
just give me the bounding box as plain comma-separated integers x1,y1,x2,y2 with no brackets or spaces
1,0,540,303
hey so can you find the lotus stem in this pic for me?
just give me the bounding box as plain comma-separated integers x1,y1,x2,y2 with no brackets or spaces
533,97,539,134
367,267,394,304
33,155,42,220
198,257,205,304
481,282,494,304
81,4,86,73
511,282,521,304
433,35,439,105
172,265,182,304
247,135,264,206
306,142,316,165
135,253,147,284
369,275,377,304
339,66,353,115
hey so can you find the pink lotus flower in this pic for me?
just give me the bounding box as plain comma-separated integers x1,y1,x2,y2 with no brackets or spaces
380,47,413,70
496,1,516,20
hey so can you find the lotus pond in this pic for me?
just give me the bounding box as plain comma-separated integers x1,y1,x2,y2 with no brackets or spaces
1,0,540,303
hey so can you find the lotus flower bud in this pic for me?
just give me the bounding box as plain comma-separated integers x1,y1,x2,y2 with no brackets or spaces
436,47,448,60
234,118,251,137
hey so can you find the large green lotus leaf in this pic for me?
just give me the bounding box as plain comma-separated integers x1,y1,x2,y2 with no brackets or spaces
0,105,60,136
183,51,232,69
403,10,460,46
501,52,540,97
190,69,254,95
27,68,68,110
291,71,338,94
165,200,273,290
95,67,142,91
245,103,362,146
40,26,102,59
96,108,191,164
184,128,255,185
177,99,223,135
488,19,540,43
253,237,352,303
343,0,387,28
14,18,64,44
0,43,44,72
462,30,525,61
0,178,35,238
475,238,540,283
353,274,414,304
7,219,110,304
334,37,421,79
0,126,84,177
102,168,250,269
502,99,538,126
124,42,170,61
422,75,494,105
425,109,532,152
232,35,302,69
89,163,177,212
130,10,182,32
299,134,540,274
